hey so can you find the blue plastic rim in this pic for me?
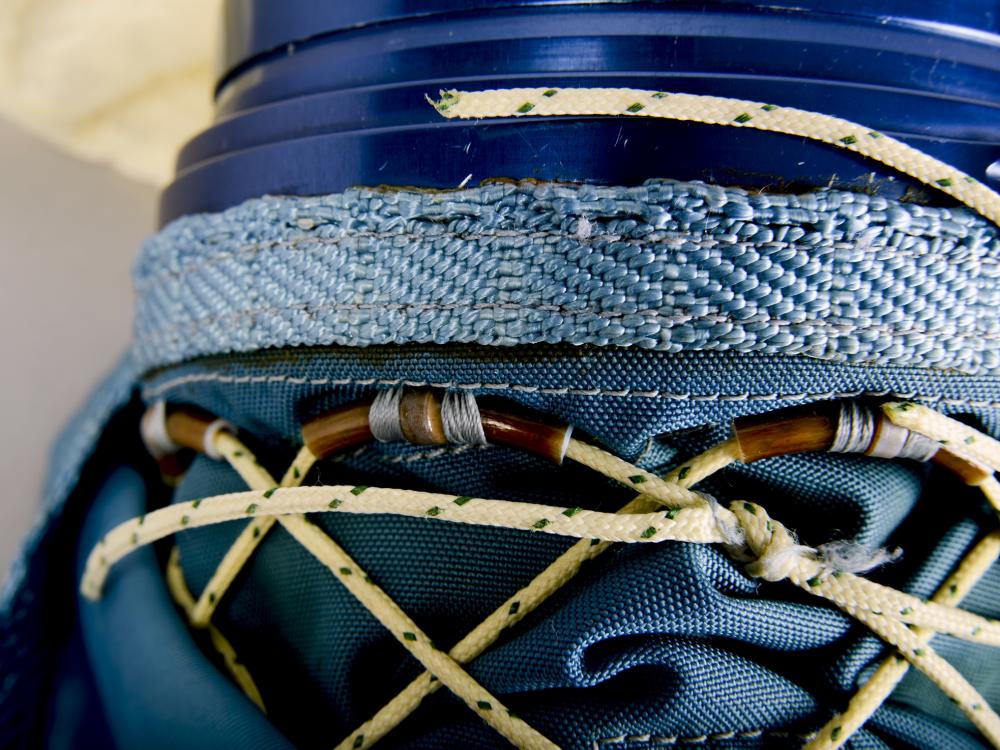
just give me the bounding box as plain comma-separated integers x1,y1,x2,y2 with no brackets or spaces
160,0,1000,225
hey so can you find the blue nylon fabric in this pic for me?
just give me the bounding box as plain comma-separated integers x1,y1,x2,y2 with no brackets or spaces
146,344,997,750
0,176,997,749
133,181,1000,375
1,355,135,613
867,704,989,750
76,467,296,750
0,355,137,748
1,361,994,750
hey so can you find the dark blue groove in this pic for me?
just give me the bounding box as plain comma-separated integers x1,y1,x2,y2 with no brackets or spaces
161,1,1000,225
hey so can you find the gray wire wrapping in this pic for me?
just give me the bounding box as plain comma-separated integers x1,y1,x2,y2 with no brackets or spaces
831,402,939,462
369,387,405,443
441,391,489,446
369,387,488,446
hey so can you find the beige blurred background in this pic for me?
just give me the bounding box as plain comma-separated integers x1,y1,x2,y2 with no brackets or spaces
0,118,156,572
0,0,221,574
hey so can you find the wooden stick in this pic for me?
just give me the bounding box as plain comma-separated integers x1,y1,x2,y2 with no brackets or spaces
301,399,374,460
732,402,840,463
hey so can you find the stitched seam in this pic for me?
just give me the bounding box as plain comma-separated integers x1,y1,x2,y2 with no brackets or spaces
381,444,490,463
137,342,980,375
137,301,998,341
136,231,998,289
593,728,817,747
329,444,490,464
140,373,1000,409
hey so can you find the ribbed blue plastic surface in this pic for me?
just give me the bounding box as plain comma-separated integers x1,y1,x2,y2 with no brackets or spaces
161,1,1000,224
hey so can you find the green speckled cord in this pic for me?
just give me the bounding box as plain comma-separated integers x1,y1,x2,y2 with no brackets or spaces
82,401,1000,749
430,88,1000,228
82,86,1000,750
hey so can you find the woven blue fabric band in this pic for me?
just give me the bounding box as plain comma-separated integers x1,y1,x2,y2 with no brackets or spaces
134,180,998,374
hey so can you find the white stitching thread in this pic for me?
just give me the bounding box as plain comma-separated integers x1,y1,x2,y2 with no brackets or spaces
135,231,995,289
139,301,997,342
592,729,818,748
140,372,1000,409
381,445,489,464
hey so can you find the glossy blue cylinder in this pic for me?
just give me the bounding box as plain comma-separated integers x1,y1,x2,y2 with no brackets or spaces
160,0,1000,225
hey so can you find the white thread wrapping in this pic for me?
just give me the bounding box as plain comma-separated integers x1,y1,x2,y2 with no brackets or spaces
890,431,941,463
866,420,909,459
441,391,488,446
830,402,939,462
831,402,876,455
370,388,405,443
202,419,234,461
140,400,179,459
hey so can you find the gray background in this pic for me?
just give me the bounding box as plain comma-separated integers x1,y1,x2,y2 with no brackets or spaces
0,118,157,573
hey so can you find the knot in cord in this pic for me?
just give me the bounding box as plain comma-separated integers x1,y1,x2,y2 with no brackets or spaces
86,394,1000,750
727,501,900,584
730,502,815,583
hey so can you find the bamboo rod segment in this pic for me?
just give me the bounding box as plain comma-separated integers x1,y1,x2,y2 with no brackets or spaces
301,390,573,463
732,402,840,463
731,400,991,486
932,449,993,486
479,402,572,464
398,389,447,445
164,407,223,455
301,399,375,460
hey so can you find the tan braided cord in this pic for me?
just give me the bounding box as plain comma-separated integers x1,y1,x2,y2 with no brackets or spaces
806,530,1000,750
90,92,1000,747
81,483,730,592
188,440,317,626
83,411,1000,749
334,440,740,750
883,402,1000,474
74,86,1000,750
730,502,1000,746
163,546,267,712
207,436,561,750
805,400,1000,748
430,88,1000,228
83,479,1000,645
